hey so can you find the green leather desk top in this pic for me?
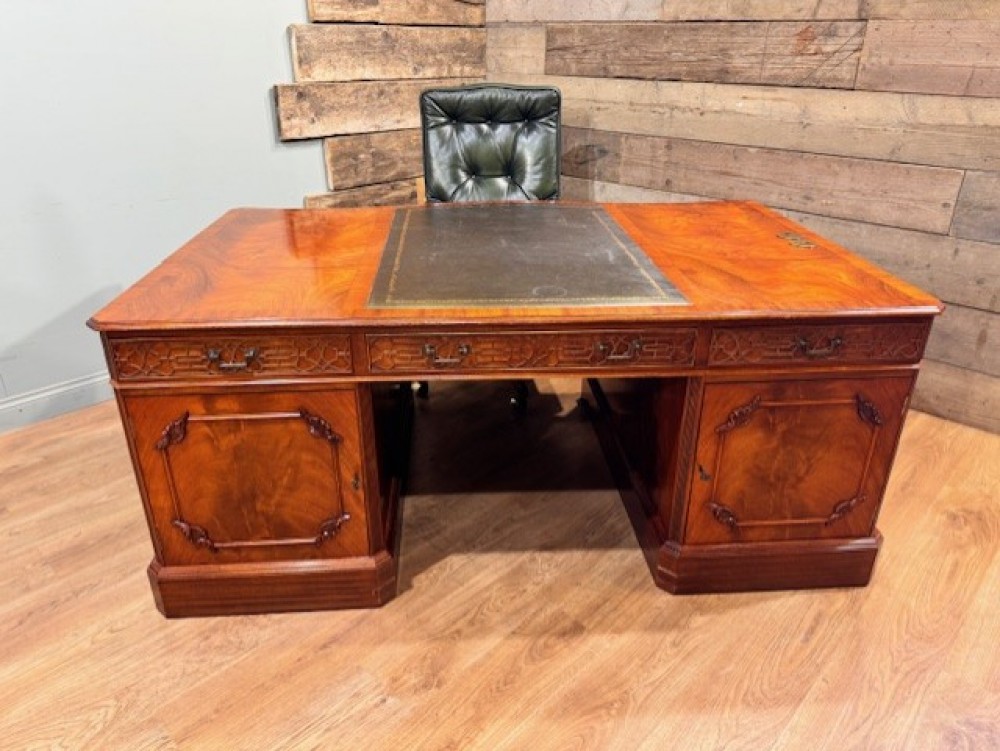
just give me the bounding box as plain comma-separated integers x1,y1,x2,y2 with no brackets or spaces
368,203,687,308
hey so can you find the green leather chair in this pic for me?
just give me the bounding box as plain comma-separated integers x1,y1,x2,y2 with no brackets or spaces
419,83,562,411
420,83,561,203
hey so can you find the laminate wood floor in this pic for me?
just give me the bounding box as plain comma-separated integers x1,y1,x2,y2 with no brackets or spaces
0,381,997,750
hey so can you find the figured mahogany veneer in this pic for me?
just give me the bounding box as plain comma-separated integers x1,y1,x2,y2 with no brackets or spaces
126,388,369,565
685,375,914,545
89,201,942,616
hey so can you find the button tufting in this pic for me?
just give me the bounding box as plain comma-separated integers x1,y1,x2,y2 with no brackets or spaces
421,85,560,202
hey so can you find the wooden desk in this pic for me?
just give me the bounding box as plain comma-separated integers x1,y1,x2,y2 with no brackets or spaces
89,201,941,617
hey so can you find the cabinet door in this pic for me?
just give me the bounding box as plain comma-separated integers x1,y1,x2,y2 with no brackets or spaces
123,387,370,565
685,374,914,544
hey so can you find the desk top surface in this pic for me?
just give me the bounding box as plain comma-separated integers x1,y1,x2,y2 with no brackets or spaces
90,200,942,332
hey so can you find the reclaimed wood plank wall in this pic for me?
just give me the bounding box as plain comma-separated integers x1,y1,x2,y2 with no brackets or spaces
274,0,998,432
274,0,487,206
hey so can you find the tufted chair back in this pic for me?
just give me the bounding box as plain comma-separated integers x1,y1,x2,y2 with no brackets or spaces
420,84,561,203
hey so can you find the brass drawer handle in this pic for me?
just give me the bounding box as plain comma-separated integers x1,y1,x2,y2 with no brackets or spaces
596,338,644,362
207,347,258,372
422,343,471,366
794,336,843,359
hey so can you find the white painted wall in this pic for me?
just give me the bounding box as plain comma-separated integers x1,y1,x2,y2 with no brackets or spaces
0,0,325,431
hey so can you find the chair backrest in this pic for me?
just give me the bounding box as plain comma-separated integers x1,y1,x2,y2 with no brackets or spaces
420,84,561,203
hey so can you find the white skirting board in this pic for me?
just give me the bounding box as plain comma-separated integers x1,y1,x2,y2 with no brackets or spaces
0,373,112,433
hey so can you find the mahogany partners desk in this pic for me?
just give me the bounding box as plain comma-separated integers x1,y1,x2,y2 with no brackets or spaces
89,201,942,617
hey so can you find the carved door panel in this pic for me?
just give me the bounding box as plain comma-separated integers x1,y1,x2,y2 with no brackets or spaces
124,387,369,565
685,374,915,544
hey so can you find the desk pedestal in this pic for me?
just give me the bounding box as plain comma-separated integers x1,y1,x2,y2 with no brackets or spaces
587,371,913,595
112,378,411,618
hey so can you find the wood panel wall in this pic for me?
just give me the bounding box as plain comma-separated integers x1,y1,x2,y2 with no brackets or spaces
275,0,486,207
274,0,998,432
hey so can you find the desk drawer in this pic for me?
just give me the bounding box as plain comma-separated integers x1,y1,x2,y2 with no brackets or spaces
708,321,930,367
109,334,353,381
367,330,698,374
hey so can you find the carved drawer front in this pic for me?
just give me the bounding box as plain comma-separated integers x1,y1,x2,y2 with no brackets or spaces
685,374,915,545
122,387,370,565
708,321,930,367
366,330,698,374
109,334,352,381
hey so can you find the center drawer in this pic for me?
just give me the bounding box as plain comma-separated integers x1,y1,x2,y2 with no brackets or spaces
366,330,699,375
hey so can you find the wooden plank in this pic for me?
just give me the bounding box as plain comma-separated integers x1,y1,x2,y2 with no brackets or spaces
660,0,1000,20
783,212,1000,312
911,360,1000,434
323,129,423,190
291,25,485,83
561,176,709,204
546,22,864,88
952,171,1000,244
304,179,420,208
486,24,546,76
759,20,864,88
660,0,866,20
857,21,1000,97
925,305,1000,376
610,136,964,233
501,74,1000,171
308,0,484,25
486,0,661,22
864,0,1000,20
275,77,483,140
561,128,623,183
562,126,964,233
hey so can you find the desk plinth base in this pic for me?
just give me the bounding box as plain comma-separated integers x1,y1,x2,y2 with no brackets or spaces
653,534,881,594
147,553,398,618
